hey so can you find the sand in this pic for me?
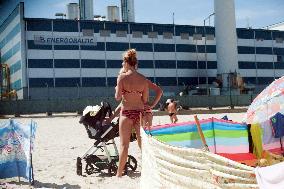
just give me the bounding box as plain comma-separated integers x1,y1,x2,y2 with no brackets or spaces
0,112,246,189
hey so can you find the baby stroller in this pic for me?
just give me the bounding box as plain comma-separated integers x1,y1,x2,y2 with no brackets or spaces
76,101,138,176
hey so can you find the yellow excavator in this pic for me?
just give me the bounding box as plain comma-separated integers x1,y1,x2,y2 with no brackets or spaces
0,64,17,100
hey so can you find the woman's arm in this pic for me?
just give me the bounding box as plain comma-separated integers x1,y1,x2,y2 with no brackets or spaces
147,80,163,109
109,103,121,121
115,75,123,101
142,81,149,104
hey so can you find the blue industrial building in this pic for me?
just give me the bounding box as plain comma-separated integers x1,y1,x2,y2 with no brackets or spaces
1,3,284,99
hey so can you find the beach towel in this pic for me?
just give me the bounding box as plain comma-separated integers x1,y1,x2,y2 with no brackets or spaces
255,161,284,189
260,120,284,154
0,119,37,182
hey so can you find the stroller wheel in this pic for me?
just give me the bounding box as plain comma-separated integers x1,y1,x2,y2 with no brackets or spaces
125,155,137,172
108,160,118,176
76,157,82,176
85,163,96,175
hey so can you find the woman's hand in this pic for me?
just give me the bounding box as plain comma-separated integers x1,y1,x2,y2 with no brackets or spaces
145,102,154,109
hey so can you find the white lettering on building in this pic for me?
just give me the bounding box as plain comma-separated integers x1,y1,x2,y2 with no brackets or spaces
33,35,97,46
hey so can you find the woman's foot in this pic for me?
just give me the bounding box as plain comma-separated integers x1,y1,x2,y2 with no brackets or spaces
116,166,127,177
116,174,122,177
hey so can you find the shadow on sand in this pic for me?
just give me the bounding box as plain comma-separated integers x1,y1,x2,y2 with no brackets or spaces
5,180,81,189
96,170,141,179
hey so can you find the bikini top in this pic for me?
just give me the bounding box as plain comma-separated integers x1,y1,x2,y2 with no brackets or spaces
122,89,142,95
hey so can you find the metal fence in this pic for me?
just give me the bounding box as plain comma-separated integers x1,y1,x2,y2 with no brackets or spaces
0,94,257,115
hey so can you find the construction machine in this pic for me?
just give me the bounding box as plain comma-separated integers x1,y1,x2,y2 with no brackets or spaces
0,64,17,100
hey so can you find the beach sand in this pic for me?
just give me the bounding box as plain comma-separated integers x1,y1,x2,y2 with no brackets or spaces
1,112,246,189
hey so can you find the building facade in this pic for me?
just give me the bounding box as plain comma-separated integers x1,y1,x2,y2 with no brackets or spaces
1,3,284,99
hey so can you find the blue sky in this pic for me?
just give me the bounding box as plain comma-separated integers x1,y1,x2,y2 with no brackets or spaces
24,0,284,28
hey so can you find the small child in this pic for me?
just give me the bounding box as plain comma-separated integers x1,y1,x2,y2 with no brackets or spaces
166,99,178,123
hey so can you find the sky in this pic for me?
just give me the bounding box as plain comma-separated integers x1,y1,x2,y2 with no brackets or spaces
23,0,284,29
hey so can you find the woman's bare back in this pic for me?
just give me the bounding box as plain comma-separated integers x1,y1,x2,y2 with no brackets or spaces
118,71,148,110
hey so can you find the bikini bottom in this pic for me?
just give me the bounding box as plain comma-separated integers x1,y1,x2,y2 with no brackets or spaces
121,109,143,123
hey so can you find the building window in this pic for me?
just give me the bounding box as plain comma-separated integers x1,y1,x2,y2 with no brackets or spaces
107,60,122,68
176,44,196,52
106,42,129,51
163,32,173,39
53,20,78,32
275,62,284,69
237,29,254,39
206,34,214,40
130,43,153,51
256,62,273,69
258,77,274,85
116,30,127,37
100,30,110,37
155,60,176,68
274,48,284,55
28,59,53,68
27,20,52,31
180,33,189,40
130,23,152,35
81,59,105,68
193,34,202,40
276,38,284,43
238,61,256,69
82,29,94,36
105,23,128,33
54,59,80,68
148,32,158,38
138,60,154,68
256,47,273,55
29,78,54,87
256,38,264,41
177,61,197,69
207,61,217,69
156,77,177,86
255,31,271,40
154,44,175,52
55,78,80,87
178,77,198,86
107,77,117,87
132,31,143,38
206,45,216,53
238,46,255,54
277,55,283,62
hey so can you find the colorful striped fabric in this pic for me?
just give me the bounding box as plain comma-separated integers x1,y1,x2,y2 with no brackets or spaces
149,118,250,154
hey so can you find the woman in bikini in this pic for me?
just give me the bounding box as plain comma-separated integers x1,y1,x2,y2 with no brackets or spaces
115,49,149,177
109,69,162,130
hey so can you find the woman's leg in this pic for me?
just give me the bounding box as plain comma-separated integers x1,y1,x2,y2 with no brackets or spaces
116,115,132,177
133,120,142,150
